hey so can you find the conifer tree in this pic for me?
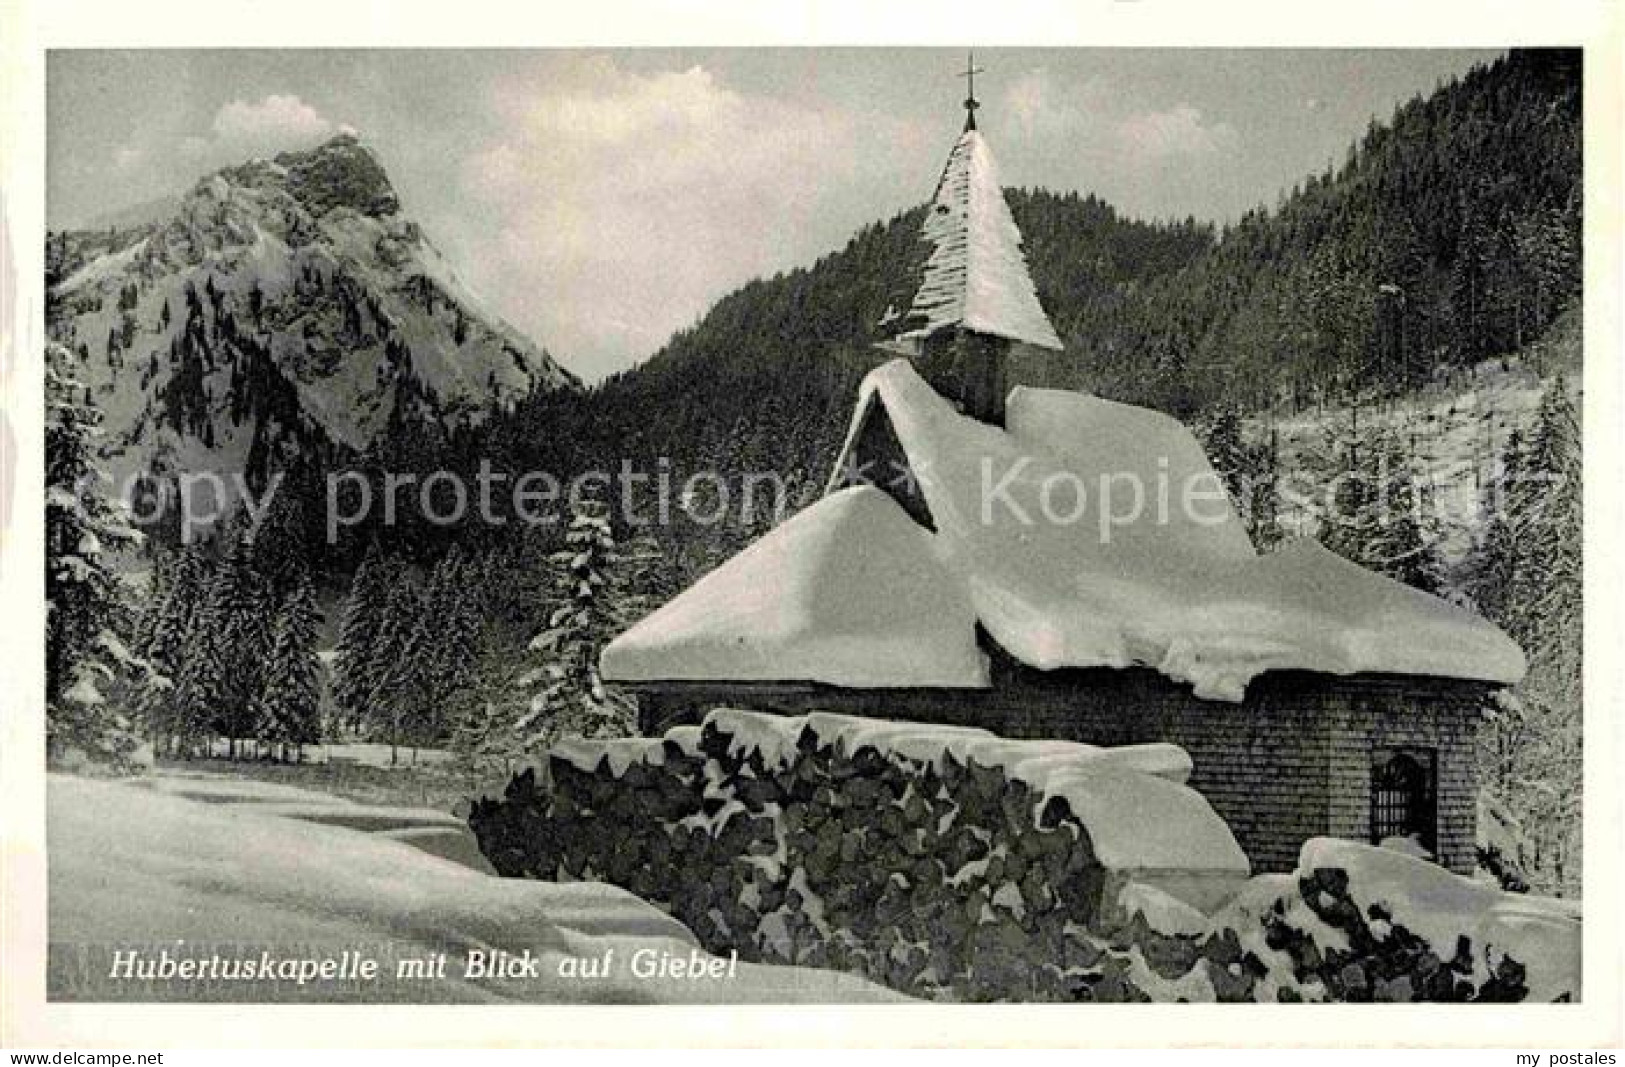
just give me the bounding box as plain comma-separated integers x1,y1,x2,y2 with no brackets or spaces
1369,437,1447,595
332,544,393,732
173,555,234,756
1201,406,1248,504
254,571,323,759
516,496,635,746
1473,427,1527,628
216,537,277,751
45,342,149,766
1472,377,1582,894
1516,377,1582,669
1200,406,1285,548
364,568,424,763
1319,415,1444,593
419,547,482,734
132,546,211,753
1249,426,1283,550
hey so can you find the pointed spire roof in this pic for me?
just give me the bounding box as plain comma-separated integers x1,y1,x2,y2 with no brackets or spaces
895,123,1064,352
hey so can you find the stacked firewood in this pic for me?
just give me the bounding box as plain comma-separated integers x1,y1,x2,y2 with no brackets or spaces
467,710,1564,1002
468,710,1223,1000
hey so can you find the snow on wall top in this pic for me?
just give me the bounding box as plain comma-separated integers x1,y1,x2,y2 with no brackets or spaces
705,706,1192,784
600,485,989,688
896,131,1064,352
823,360,1526,700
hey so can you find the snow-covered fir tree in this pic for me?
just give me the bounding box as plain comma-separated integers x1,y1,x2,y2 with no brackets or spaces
1318,411,1445,594
364,569,425,763
1370,438,1447,595
515,497,637,747
1200,408,1283,549
1202,406,1248,500
132,545,212,754
253,570,324,759
1250,426,1283,550
216,534,278,749
1472,376,1582,894
417,547,482,735
331,544,394,733
171,555,235,756
44,342,147,768
1473,427,1527,627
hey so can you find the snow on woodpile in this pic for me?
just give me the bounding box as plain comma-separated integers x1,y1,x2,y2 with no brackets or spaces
1207,838,1580,1003
470,709,1250,1001
709,708,1192,785
47,776,894,1003
472,717,1578,1003
707,709,1235,885
824,360,1525,701
601,485,989,688
1296,839,1581,1002
898,130,1064,351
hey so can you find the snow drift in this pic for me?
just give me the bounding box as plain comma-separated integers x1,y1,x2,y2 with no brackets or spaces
47,775,895,1002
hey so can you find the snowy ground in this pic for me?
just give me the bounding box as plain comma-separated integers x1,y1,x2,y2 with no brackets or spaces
204,738,455,768
47,774,899,1003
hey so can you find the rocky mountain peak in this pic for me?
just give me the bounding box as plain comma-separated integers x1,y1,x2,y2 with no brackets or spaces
273,132,400,219
46,134,576,500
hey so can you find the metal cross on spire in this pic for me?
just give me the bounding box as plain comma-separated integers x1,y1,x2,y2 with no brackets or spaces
960,50,985,132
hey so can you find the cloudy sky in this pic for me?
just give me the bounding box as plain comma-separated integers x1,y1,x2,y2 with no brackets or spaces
48,49,1501,382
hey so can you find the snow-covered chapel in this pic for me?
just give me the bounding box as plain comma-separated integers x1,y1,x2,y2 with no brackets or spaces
600,80,1526,875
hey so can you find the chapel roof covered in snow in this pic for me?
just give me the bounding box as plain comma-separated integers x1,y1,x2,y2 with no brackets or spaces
893,129,1064,353
599,483,990,689
601,360,1526,703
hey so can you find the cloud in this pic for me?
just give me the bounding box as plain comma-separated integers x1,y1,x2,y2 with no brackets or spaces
987,71,1245,222
459,59,903,379
1003,70,1048,137
211,93,335,147
1116,104,1239,163
105,94,342,202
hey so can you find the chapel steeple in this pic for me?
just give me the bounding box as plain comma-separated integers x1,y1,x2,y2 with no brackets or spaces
885,55,1064,425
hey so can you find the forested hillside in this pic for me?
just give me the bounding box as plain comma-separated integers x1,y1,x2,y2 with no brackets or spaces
533,47,1578,492
102,49,1580,581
